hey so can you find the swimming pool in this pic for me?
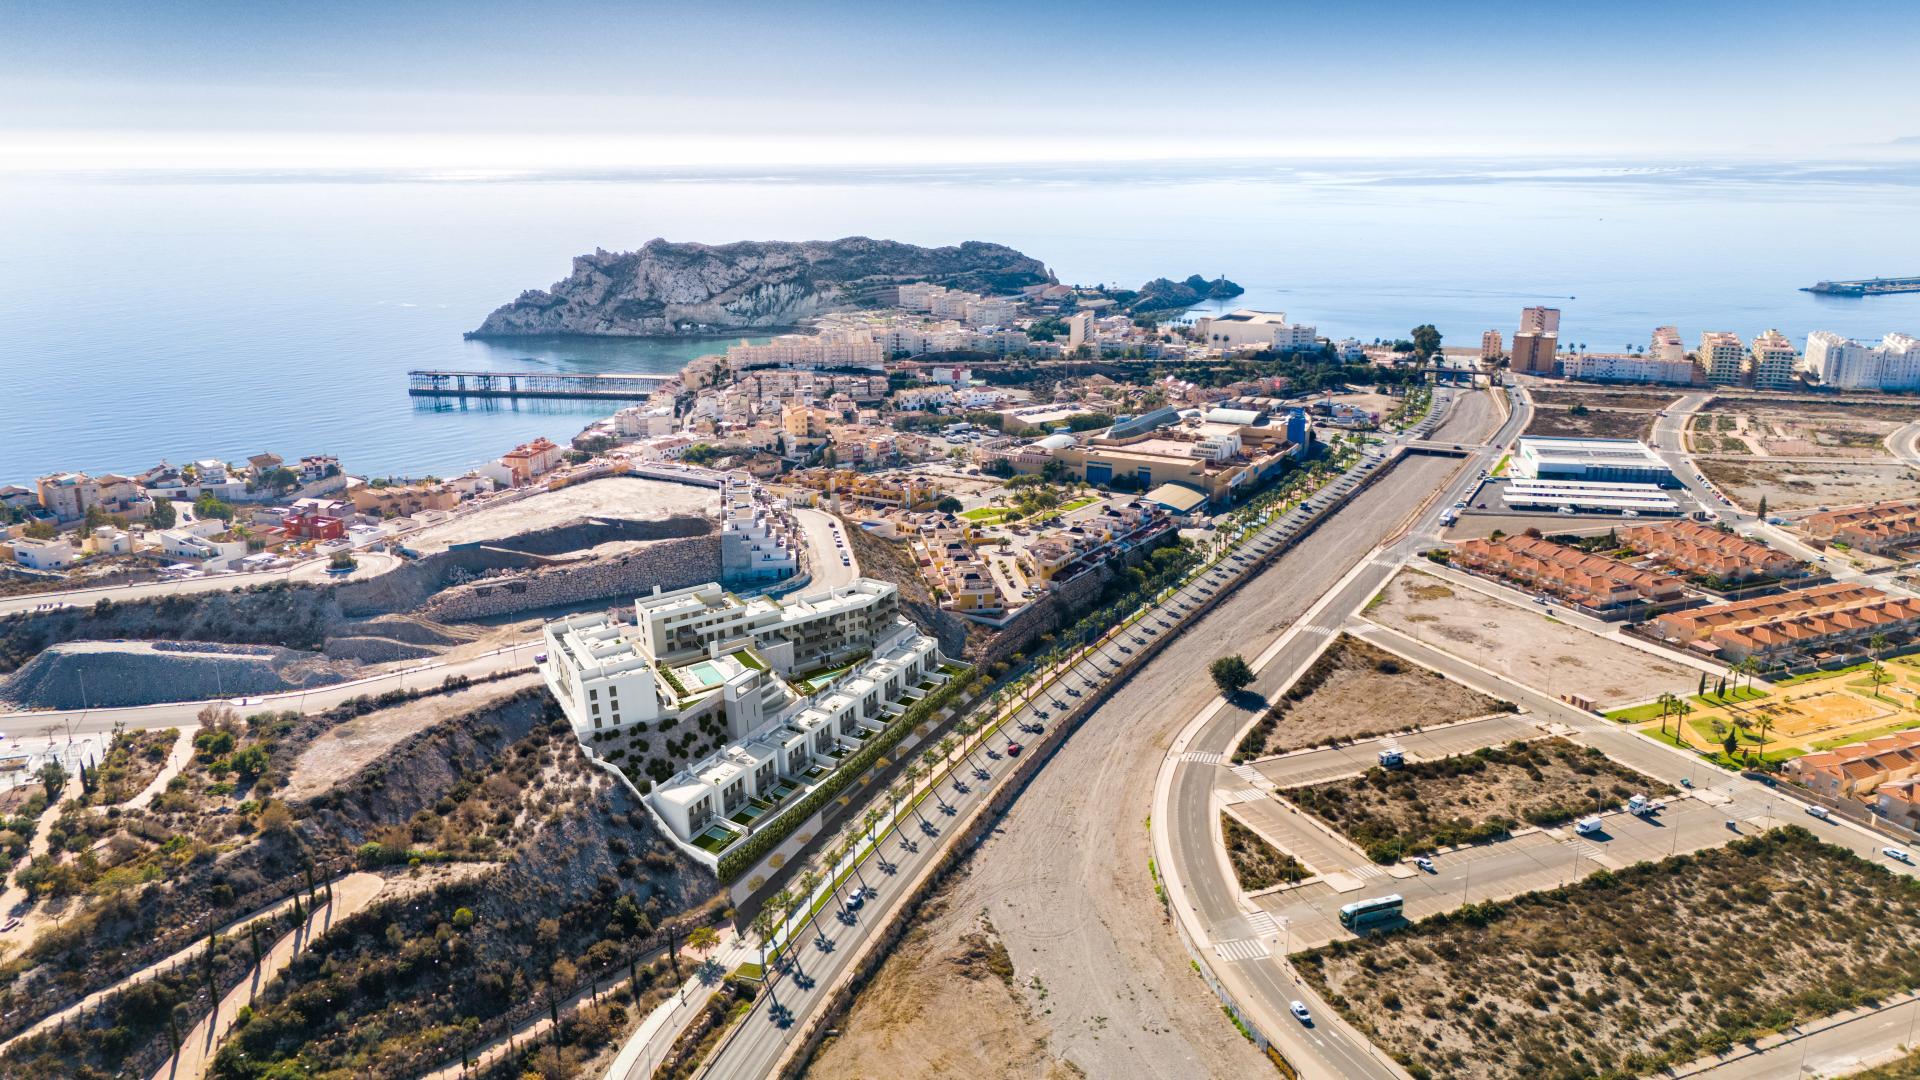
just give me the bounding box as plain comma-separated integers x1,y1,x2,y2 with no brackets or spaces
686,660,727,687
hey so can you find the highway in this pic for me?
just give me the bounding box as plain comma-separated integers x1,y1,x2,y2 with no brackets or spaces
699,393,1474,1078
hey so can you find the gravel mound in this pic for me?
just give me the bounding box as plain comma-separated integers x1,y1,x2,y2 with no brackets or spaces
0,640,360,709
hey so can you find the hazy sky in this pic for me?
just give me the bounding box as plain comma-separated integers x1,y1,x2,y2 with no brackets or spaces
4,0,1918,170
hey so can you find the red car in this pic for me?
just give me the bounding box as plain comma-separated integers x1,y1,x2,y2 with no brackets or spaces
1006,742,1023,757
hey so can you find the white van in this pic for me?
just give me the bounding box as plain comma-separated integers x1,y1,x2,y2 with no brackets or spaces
1557,506,1578,516
1575,816,1603,835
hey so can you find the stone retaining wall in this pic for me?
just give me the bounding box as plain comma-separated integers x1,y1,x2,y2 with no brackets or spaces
418,535,722,620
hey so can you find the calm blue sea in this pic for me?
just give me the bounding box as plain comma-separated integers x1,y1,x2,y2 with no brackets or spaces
3,159,1918,485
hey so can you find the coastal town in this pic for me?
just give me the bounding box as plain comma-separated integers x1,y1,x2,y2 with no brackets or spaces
5,256,1920,1080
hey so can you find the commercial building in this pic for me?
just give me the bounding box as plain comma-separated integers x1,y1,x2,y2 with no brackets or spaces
1511,436,1673,486
1500,479,1681,516
1698,331,1746,385
1620,519,1805,583
1803,500,1920,554
1647,582,1920,663
1453,534,1684,609
1191,310,1319,352
1746,329,1799,391
1803,331,1920,391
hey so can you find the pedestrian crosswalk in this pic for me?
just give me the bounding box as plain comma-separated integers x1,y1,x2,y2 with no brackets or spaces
1182,750,1223,764
1244,910,1279,937
1214,938,1270,962
1221,788,1268,805
1231,764,1264,783
1350,862,1387,879
1300,624,1335,637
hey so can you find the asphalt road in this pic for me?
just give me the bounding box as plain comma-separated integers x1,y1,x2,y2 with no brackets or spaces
792,507,857,591
703,394,1476,1079
1157,384,1520,1079
0,552,400,618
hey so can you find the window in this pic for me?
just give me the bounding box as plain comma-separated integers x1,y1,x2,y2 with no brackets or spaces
589,688,598,700
591,703,600,715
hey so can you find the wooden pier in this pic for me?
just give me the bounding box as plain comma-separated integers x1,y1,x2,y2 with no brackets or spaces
407,370,676,401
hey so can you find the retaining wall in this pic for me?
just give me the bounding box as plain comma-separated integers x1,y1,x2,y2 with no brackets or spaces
419,535,723,620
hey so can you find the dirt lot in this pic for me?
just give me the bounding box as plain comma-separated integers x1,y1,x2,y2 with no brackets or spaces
1222,811,1309,890
279,676,542,800
1528,389,1684,412
405,476,715,553
1525,405,1655,441
1697,458,1920,512
1233,633,1509,763
1282,737,1671,862
1705,394,1920,425
807,892,1083,1080
1366,571,1698,707
1689,404,1903,460
1295,828,1920,1080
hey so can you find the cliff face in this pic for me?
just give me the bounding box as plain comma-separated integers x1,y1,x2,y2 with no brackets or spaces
469,236,1053,338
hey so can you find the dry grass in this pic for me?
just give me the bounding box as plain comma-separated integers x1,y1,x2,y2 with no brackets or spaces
1296,827,1920,1080
1528,390,1683,412
1525,407,1655,441
1221,811,1310,890
1233,633,1509,763
1282,737,1669,862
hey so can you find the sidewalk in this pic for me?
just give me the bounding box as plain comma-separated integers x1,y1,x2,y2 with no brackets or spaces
601,934,756,1080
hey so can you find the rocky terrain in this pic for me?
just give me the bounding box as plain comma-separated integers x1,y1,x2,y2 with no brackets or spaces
0,640,359,710
469,237,1053,337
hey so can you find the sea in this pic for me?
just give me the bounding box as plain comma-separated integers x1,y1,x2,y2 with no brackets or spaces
3,158,1919,486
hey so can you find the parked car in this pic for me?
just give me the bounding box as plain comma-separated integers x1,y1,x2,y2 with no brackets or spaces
1290,1001,1312,1023
1807,805,1831,820
1413,856,1435,873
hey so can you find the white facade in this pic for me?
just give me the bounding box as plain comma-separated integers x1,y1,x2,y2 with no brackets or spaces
10,537,74,570
1805,331,1920,391
1561,353,1700,386
1513,436,1673,486
1747,329,1799,390
1194,310,1318,352
1649,325,1686,362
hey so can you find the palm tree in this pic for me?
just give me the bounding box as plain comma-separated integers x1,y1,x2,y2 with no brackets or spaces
750,907,776,969
768,889,796,954
795,870,826,945
1868,632,1892,699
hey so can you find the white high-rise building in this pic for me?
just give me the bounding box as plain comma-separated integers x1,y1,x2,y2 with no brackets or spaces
1698,331,1747,385
1649,326,1686,362
1804,331,1920,391
1746,329,1800,391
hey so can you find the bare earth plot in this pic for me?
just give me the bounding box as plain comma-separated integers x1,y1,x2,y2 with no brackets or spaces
279,677,543,800
807,893,1081,1080
1698,458,1920,513
1524,406,1656,441
1282,737,1672,862
1234,632,1509,763
405,476,715,553
1527,390,1685,413
1295,828,1920,1080
1689,403,1904,461
1365,570,1697,707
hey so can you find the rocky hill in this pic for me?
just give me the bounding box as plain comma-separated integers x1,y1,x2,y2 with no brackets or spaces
469,236,1053,337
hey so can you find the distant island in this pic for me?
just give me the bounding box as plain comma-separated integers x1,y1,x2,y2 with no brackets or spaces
468,236,1054,338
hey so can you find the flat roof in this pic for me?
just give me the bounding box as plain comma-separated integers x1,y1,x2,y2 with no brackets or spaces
1145,483,1209,512
1516,436,1666,466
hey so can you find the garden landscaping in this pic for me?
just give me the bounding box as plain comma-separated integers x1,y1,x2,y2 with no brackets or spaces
1282,737,1670,863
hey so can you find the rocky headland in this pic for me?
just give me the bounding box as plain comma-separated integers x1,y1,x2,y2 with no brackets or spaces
469,236,1054,338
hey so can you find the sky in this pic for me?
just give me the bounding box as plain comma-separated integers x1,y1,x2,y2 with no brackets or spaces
3,0,1919,171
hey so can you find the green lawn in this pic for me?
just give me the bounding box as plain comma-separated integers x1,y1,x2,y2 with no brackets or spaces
1811,717,1920,751
692,826,741,854
1774,661,1875,686
960,506,1010,523
1691,685,1769,708
1606,700,1673,723
1061,495,1099,512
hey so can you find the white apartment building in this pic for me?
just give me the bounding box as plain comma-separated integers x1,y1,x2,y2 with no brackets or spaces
1066,311,1094,351
1698,331,1747,385
1804,331,1920,391
719,483,799,582
1192,310,1318,352
1649,326,1686,362
1746,329,1799,391
964,298,1017,327
725,331,885,371
1561,353,1701,386
539,576,944,849
613,405,675,438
